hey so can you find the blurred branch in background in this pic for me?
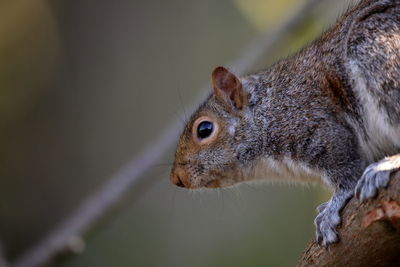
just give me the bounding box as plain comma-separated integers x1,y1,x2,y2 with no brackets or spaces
13,0,327,266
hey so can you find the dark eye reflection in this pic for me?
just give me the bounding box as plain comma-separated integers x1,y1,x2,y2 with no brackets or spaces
197,121,214,139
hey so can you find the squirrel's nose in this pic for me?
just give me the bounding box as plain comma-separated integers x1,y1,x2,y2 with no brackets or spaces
171,166,191,188
171,166,185,187
171,171,185,187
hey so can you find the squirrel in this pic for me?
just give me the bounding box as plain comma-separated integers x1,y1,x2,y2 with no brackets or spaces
171,0,400,246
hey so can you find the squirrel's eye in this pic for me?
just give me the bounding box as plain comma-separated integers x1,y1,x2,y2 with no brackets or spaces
197,121,214,139
192,116,218,144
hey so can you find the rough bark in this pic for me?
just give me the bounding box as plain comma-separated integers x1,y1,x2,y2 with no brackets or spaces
298,171,400,267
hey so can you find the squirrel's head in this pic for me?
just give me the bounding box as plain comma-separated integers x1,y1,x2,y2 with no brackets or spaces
171,66,255,189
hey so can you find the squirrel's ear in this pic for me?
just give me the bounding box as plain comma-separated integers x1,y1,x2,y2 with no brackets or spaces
212,66,248,109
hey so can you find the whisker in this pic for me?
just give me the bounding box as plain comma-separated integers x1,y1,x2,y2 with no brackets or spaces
218,188,225,216
243,182,269,193
153,162,174,167
176,85,189,123
169,187,178,216
175,162,233,168
232,185,243,209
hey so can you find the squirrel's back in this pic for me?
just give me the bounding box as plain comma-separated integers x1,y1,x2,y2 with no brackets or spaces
244,0,400,165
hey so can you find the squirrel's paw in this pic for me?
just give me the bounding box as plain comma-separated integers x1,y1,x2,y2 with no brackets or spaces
314,201,341,246
355,155,400,202
314,190,353,247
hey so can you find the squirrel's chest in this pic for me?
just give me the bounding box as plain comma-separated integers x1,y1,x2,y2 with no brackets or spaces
248,156,329,187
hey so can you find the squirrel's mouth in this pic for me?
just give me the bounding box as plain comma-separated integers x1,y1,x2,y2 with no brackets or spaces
204,176,244,188
204,179,221,188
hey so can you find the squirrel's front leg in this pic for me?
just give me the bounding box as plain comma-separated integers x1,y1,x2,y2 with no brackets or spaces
355,154,400,202
314,188,353,246
315,154,400,246
312,148,363,246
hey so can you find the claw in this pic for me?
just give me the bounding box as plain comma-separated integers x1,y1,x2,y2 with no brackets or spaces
314,202,340,246
316,202,328,213
314,190,353,246
355,159,393,202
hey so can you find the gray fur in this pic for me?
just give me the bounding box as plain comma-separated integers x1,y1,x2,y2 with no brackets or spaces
355,155,400,201
315,190,353,246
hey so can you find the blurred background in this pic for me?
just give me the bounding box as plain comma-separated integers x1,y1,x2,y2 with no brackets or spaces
0,0,352,266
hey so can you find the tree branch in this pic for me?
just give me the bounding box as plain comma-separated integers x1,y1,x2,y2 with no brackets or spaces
13,1,328,266
298,170,400,267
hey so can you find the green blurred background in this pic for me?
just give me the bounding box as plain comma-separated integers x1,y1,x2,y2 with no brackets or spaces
0,0,352,266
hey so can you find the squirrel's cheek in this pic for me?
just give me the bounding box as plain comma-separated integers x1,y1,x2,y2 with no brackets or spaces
228,125,236,136
227,118,239,136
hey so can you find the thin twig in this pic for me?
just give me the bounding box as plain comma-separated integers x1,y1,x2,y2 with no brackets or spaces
13,1,326,266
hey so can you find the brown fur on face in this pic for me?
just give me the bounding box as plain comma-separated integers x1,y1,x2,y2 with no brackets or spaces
171,67,250,189
171,108,238,188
